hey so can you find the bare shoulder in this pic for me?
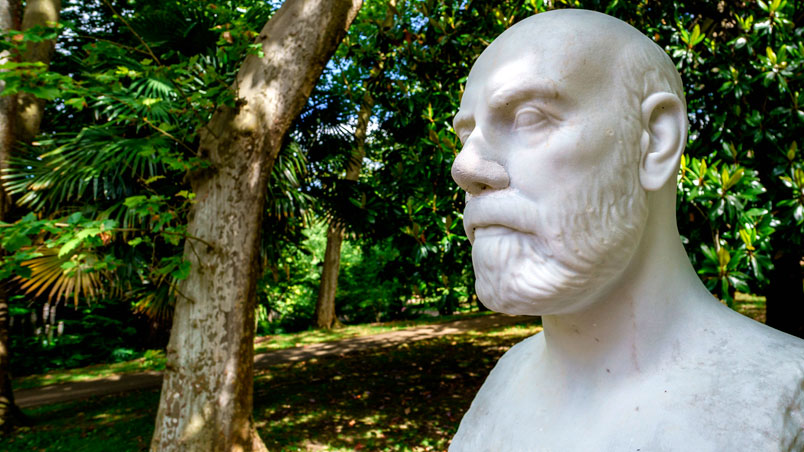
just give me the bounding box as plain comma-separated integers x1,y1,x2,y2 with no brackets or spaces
450,333,546,451
701,306,804,373
682,308,804,449
480,330,546,390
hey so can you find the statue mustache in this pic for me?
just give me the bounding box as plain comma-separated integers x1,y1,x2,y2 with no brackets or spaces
462,190,545,244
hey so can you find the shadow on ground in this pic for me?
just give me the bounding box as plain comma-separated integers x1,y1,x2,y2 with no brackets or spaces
255,323,542,451
1,320,542,452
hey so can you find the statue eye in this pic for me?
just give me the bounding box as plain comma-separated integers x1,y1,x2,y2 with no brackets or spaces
513,108,548,130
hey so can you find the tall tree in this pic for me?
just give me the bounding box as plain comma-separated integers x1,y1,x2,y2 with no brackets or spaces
14,0,59,143
0,0,60,431
314,0,398,329
150,0,361,450
0,0,19,433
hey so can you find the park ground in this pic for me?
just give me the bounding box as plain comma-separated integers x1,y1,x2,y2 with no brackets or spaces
2,296,766,452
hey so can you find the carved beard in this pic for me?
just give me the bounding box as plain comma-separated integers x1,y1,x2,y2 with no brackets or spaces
469,153,648,315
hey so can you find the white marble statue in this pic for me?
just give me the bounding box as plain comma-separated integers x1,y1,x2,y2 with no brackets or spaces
449,9,804,452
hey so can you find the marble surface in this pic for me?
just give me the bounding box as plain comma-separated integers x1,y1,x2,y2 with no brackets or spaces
450,9,804,451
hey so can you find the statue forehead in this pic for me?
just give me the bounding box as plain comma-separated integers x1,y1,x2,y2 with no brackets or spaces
464,10,635,100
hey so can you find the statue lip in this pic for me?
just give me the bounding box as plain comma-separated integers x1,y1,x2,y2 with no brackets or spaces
472,224,519,241
463,190,537,243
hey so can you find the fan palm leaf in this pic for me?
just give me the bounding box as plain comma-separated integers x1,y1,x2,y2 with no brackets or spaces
15,246,107,307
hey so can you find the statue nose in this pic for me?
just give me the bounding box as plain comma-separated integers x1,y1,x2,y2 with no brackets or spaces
451,141,510,196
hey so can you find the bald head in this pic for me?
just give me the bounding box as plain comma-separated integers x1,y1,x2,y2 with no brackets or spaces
467,9,685,124
452,9,690,314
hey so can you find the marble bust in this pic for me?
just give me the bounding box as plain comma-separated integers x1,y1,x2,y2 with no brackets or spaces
449,9,804,452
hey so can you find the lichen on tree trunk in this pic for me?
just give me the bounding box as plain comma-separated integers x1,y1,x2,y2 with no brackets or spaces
150,0,361,450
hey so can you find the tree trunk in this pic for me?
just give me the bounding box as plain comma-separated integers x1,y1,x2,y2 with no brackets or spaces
0,0,18,428
314,0,396,329
1,0,60,432
14,0,60,144
314,94,372,329
315,223,345,328
150,1,361,450
765,243,804,339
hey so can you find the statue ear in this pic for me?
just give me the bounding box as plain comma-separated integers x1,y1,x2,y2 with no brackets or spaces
639,92,687,191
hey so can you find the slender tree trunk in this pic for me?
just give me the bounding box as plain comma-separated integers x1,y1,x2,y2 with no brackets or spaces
314,0,396,329
314,94,373,329
150,1,361,450
1,0,60,432
765,243,804,339
315,223,345,328
14,0,59,143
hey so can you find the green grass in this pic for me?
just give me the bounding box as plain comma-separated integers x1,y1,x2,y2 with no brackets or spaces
13,350,167,390
2,389,159,452
253,311,493,354
13,295,767,393
4,297,769,451
2,319,543,452
13,311,495,391
734,292,767,324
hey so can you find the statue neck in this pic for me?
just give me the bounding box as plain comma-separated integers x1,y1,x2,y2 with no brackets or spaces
540,189,717,382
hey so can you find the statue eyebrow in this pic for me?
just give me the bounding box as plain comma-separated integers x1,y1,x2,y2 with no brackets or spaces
487,82,558,111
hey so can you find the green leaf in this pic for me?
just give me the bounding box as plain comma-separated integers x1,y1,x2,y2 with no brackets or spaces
58,228,101,258
766,46,777,64
717,247,731,268
725,169,744,190
4,232,31,253
58,236,83,258
124,195,147,208
64,97,87,111
27,85,61,100
141,98,161,107
171,260,191,280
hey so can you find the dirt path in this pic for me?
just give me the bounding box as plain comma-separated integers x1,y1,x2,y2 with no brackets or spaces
14,313,537,409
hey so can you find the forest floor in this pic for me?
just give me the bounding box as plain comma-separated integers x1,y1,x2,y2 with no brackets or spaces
2,297,766,451
13,313,536,409
4,314,543,452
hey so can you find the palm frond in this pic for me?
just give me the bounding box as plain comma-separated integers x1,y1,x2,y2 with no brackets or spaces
15,247,108,307
130,272,175,324
2,128,167,212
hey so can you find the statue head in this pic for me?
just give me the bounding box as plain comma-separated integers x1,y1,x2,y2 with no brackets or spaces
451,9,689,315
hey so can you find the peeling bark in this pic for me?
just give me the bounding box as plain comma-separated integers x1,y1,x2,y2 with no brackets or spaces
150,1,361,450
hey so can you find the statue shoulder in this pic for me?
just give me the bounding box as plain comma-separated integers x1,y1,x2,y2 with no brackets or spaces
489,330,546,379
450,332,547,451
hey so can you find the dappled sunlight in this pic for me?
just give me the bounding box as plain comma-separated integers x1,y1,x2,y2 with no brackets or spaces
2,320,540,451
252,324,539,451
1,389,159,451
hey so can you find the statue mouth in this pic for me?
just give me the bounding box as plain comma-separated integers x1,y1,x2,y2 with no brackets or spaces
462,190,539,243
473,225,518,240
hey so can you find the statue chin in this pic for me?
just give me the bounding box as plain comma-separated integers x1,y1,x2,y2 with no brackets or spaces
471,231,597,316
